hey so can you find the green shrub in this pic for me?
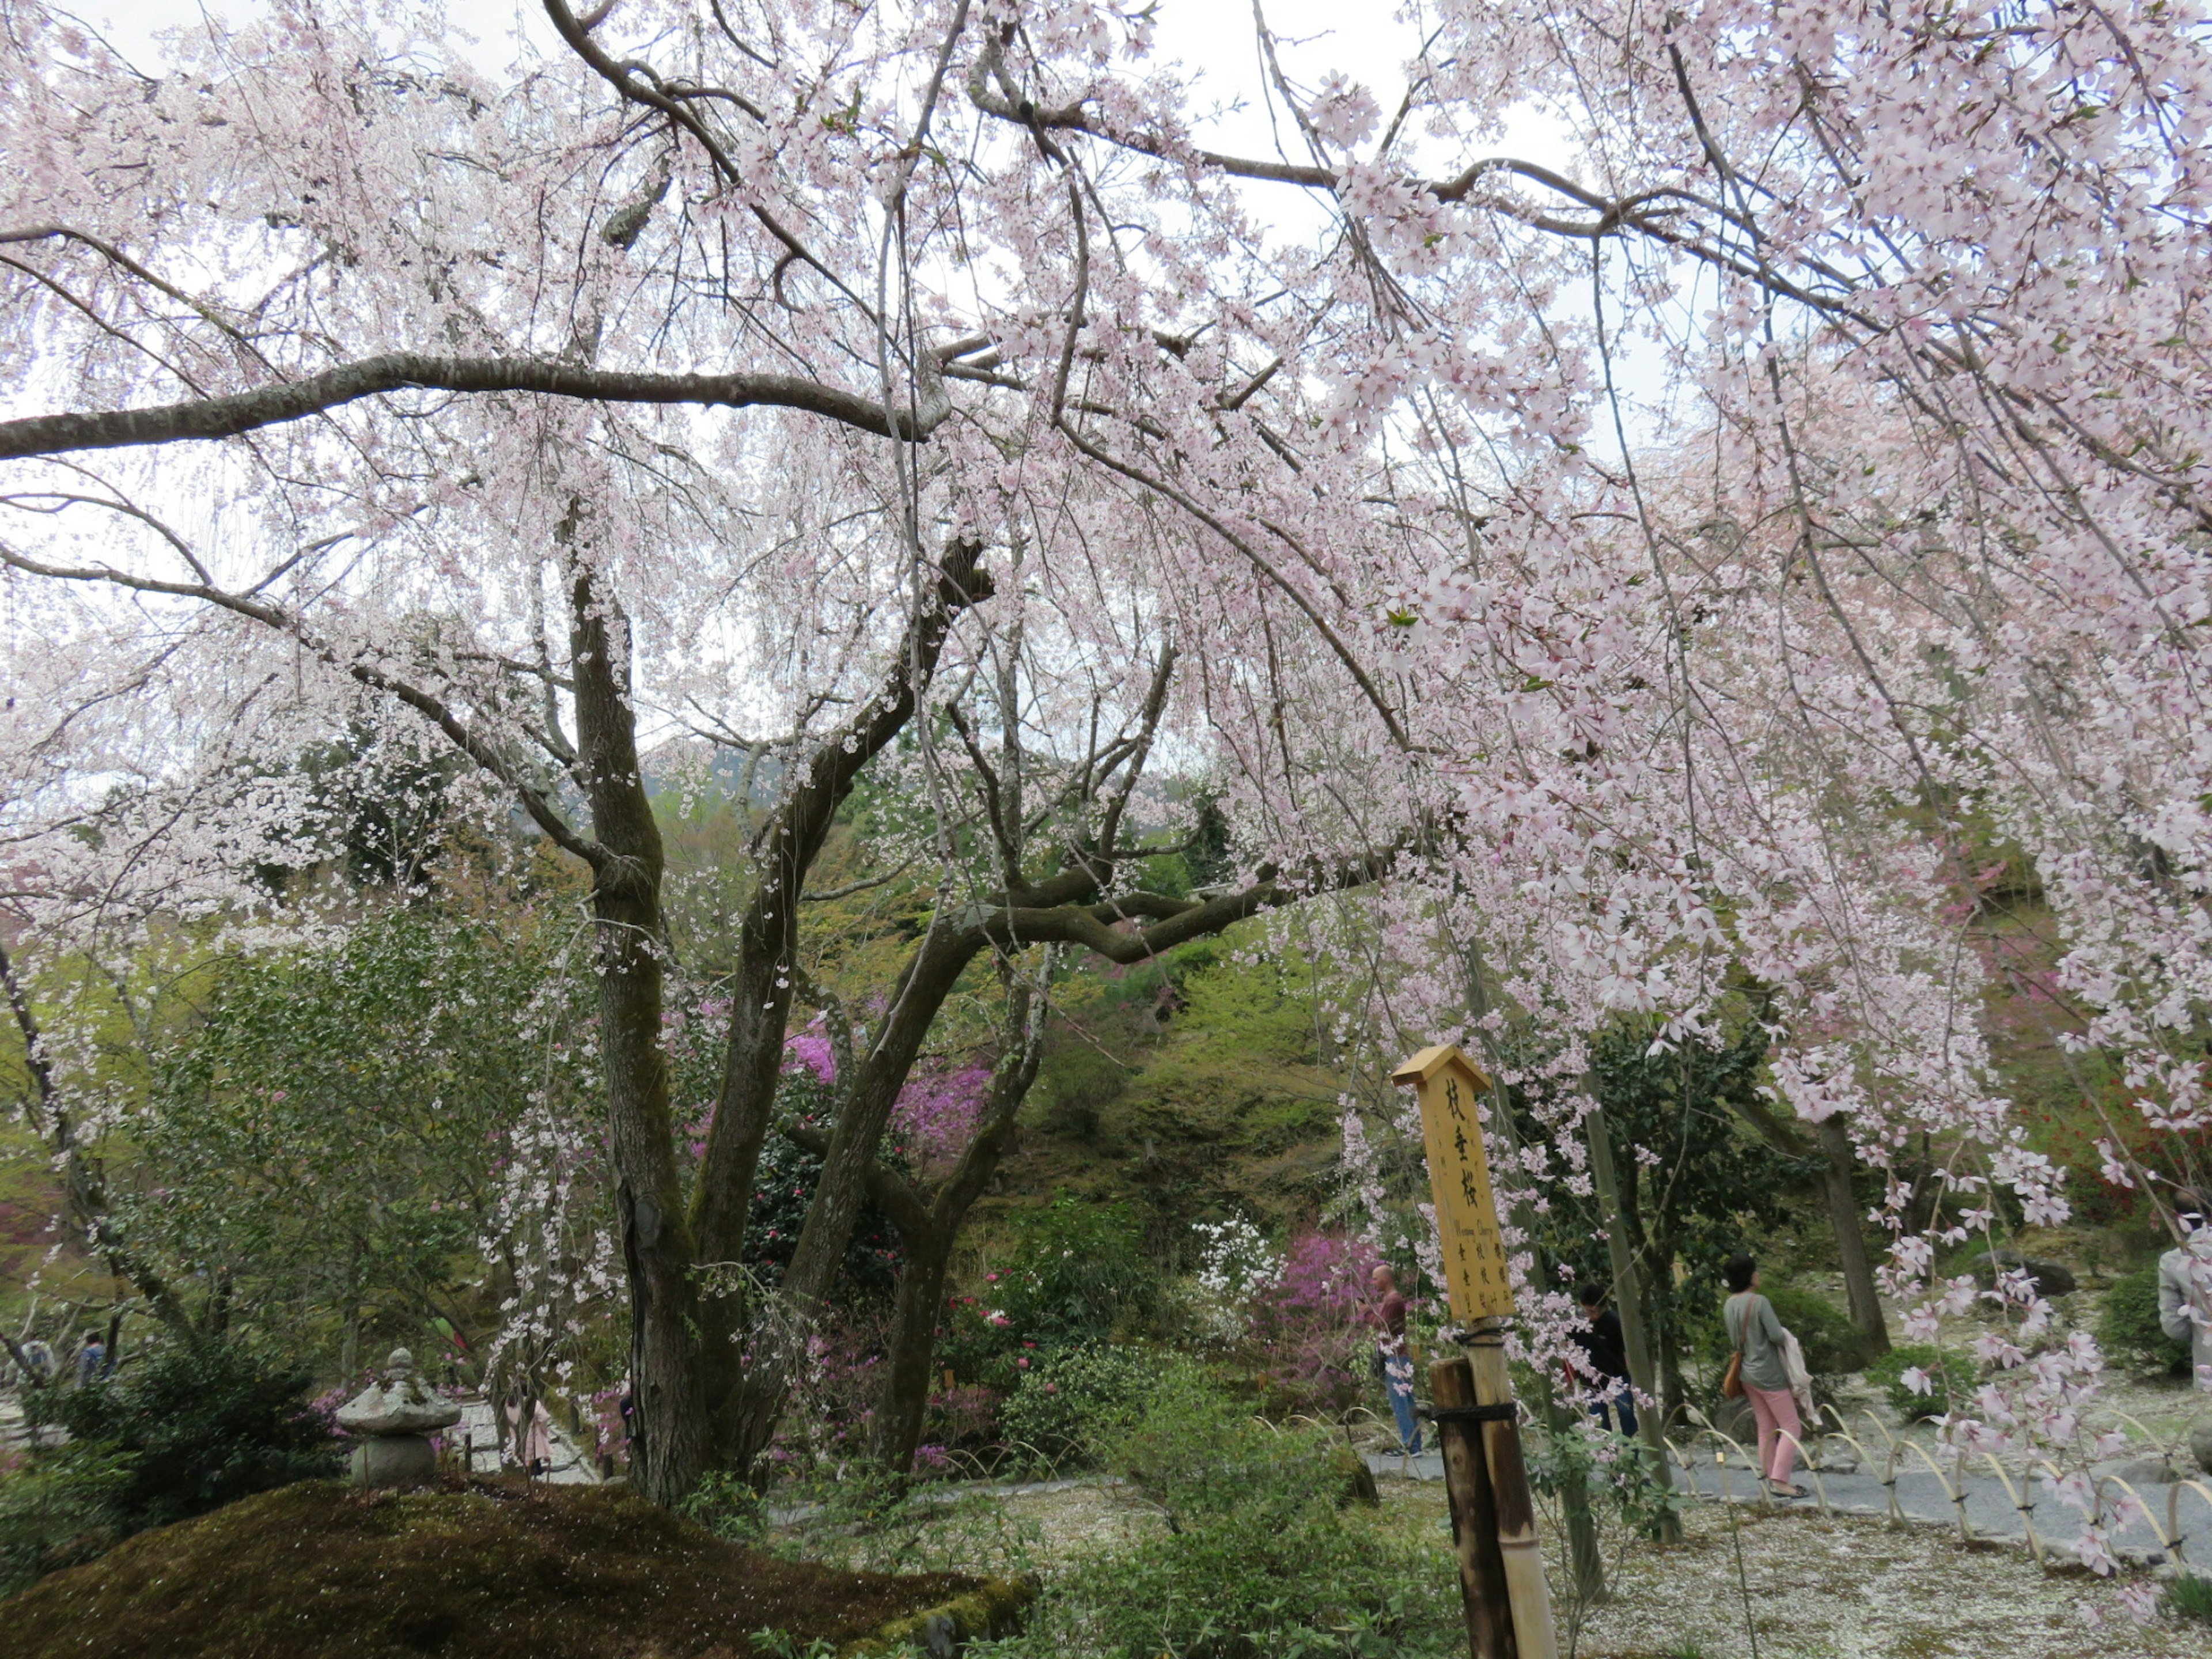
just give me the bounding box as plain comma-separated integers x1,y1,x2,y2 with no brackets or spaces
1029,1047,1128,1140
1763,1284,1872,1375
2098,1265,2192,1377
51,1337,341,1533
676,1468,764,1542
997,1196,1161,1346
2168,1571,2212,1625
0,1442,134,1593
981,1366,1461,1657
997,1344,1157,1468
1865,1342,1974,1421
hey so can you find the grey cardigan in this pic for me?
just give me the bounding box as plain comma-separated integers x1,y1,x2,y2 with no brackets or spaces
1725,1291,1791,1393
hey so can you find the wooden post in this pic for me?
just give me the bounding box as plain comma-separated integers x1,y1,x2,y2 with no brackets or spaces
1466,1321,1558,1659
1432,1351,1516,1659
1394,1046,1562,1659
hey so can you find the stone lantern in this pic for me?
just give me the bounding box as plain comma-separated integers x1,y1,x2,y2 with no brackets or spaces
336,1347,461,1489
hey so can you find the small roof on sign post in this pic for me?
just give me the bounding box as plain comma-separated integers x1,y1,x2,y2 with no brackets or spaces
1392,1043,1516,1326
1389,1044,1492,1091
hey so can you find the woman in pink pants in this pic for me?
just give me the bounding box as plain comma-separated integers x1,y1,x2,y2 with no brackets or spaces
1724,1253,1805,1498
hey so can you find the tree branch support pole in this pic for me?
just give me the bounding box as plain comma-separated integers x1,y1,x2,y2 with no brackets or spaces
1583,1099,1681,1540
1472,1319,1558,1659
1431,1347,1516,1659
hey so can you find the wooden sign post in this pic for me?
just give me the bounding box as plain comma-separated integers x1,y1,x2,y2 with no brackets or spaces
1393,1046,1559,1659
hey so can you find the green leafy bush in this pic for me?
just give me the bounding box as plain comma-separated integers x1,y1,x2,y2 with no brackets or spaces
1029,1046,1128,1141
2098,1265,2192,1377
1521,1410,1683,1542
0,1443,134,1593
1763,1283,1872,1375
997,1196,1161,1346
997,1344,1157,1468
134,909,597,1365
982,1366,1459,1657
1865,1342,1974,1421
675,1469,765,1542
51,1338,342,1533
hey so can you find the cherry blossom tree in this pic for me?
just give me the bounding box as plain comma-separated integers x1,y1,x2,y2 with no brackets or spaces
7,0,2212,1548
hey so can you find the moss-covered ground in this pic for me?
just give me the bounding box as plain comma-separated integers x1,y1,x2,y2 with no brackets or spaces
2,1476,1004,1658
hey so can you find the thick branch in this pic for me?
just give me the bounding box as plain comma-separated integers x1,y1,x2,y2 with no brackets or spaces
780,1118,931,1241
0,353,949,461
689,540,994,1277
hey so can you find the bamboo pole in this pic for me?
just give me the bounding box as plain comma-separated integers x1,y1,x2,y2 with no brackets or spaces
1465,1321,1559,1659
1463,945,1606,1604
1431,1351,1516,1659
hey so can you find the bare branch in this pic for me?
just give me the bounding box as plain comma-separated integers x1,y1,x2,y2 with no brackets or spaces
0,353,952,462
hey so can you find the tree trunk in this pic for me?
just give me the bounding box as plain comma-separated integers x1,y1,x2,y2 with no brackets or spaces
1583,1100,1680,1541
569,563,712,1505
691,543,992,1471
863,978,1048,1476
1817,1115,1891,1357
1653,1264,1687,1430
871,1219,954,1472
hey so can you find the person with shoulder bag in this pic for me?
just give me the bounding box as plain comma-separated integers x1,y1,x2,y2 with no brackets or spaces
1722,1252,1806,1498
1368,1263,1423,1456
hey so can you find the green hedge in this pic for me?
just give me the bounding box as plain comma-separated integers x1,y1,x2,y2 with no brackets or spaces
997,1344,1157,1468
2097,1265,2192,1377
1865,1343,1974,1421
1762,1284,1872,1375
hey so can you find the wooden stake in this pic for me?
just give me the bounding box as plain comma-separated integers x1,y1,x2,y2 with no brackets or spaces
1464,1324,1559,1659
1431,1352,1516,1659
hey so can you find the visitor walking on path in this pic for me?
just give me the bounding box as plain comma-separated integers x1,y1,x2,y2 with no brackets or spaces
1570,1281,1637,1435
2158,1185,2212,1388
1368,1264,1422,1456
1724,1253,1806,1499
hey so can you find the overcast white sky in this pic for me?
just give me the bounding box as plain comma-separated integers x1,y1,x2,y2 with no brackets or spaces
74,1,1573,168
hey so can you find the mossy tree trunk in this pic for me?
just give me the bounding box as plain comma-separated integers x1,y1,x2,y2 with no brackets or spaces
1817,1116,1892,1358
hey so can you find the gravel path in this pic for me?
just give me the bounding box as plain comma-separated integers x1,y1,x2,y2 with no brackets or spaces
1365,1429,2212,1566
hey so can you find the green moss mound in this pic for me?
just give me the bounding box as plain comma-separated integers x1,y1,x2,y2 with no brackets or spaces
1,1478,998,1658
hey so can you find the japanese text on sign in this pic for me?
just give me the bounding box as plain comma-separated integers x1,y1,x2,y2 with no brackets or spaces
1391,1044,1516,1324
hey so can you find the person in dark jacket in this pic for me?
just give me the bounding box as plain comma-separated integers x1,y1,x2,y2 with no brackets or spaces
1570,1281,1637,1434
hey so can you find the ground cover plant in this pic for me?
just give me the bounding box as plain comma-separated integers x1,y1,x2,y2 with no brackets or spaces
1,1479,1016,1659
